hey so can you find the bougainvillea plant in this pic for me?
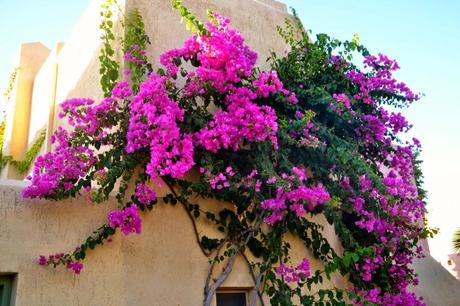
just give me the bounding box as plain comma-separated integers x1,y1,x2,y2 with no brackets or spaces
24,1,436,305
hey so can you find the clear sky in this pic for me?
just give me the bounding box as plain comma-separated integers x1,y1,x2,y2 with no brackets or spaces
1,0,459,264
0,0,91,92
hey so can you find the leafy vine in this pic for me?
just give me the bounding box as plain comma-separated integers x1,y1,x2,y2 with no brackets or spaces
3,66,20,100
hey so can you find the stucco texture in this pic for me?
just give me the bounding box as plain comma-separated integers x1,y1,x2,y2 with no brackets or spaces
0,179,349,306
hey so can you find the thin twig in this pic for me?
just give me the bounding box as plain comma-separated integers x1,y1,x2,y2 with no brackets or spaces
250,270,265,306
242,253,266,306
204,239,227,296
204,250,238,306
242,253,258,284
163,179,211,257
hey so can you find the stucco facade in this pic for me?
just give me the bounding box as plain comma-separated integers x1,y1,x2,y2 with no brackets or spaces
1,0,460,305
0,179,348,306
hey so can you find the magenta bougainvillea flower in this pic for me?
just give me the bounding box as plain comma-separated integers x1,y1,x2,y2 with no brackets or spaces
108,205,142,236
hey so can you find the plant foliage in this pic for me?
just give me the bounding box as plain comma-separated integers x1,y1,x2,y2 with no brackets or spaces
25,2,435,305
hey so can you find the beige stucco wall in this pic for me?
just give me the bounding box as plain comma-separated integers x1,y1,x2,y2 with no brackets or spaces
0,179,346,306
2,175,460,306
126,0,292,71
1,179,459,306
28,43,64,156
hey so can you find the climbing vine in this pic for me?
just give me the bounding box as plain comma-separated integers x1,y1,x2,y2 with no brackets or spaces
0,127,46,174
9,129,47,173
0,128,46,173
99,0,119,96
25,1,435,305
3,66,19,100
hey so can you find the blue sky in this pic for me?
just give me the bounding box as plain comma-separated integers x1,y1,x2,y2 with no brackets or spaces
0,0,90,89
1,0,459,263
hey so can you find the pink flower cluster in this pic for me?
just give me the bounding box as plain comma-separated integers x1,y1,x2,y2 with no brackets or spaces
354,250,384,281
67,261,84,274
202,167,264,192
108,205,142,235
355,106,412,146
346,53,419,105
332,93,351,109
156,13,293,153
112,81,133,99
275,258,311,282
186,13,257,93
388,112,411,134
352,287,424,306
344,141,426,297
357,113,387,143
238,169,262,191
126,73,194,179
183,17,285,152
134,183,157,205
197,87,279,152
22,128,96,198
289,112,321,148
124,44,146,66
261,169,330,225
253,71,298,103
329,55,347,70
59,82,130,137
38,253,83,274
59,97,97,134
202,166,235,189
24,81,132,198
